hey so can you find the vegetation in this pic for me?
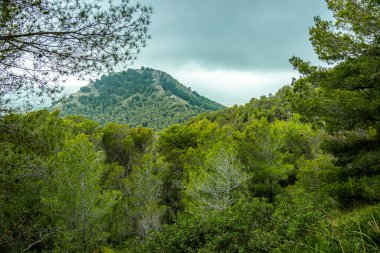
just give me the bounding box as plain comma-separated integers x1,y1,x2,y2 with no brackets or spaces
288,0,380,209
54,68,225,129
1,0,379,252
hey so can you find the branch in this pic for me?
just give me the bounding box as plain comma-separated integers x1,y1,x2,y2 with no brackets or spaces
0,31,82,40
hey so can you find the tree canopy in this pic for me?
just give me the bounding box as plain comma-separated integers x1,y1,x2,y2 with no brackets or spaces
0,0,152,112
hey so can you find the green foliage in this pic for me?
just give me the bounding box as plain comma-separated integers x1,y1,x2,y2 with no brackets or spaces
302,204,380,253
80,86,92,93
273,187,333,252
0,110,65,252
62,114,100,136
290,0,380,129
101,123,136,171
289,0,380,208
2,2,380,252
199,87,292,130
156,123,200,214
128,199,276,253
290,0,380,133
0,88,377,252
310,0,379,63
237,117,323,202
159,75,222,111
42,134,121,252
101,123,154,174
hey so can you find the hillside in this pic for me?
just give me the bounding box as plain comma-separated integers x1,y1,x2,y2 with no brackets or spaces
53,67,225,129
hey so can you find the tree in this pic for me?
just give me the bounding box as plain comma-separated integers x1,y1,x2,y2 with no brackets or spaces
125,157,167,238
0,0,152,112
290,0,379,131
62,114,100,136
129,200,276,253
42,134,120,252
0,110,65,252
289,0,380,207
185,143,249,212
239,119,291,202
101,123,135,172
157,124,199,214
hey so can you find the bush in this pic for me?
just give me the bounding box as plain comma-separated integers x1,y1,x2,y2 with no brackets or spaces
125,199,278,253
311,204,380,253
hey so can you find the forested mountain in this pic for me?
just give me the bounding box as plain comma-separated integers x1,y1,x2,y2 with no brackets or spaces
53,68,225,129
1,1,380,253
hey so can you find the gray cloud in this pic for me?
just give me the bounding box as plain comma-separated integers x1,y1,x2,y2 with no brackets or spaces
134,0,331,71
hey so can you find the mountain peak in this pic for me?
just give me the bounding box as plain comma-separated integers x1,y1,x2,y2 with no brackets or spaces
53,68,225,129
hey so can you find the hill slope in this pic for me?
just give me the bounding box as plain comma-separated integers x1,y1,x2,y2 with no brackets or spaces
53,67,225,129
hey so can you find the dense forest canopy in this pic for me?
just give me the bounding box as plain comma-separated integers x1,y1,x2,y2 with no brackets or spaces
0,0,380,252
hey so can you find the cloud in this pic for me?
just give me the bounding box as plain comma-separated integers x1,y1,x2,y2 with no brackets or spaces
60,77,87,94
129,0,331,104
134,0,331,70
169,63,296,106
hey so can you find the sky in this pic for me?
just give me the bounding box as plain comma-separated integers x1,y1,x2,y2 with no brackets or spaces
65,0,332,106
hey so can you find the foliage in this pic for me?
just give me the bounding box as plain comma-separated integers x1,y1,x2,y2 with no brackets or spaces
289,0,380,208
300,204,380,253
124,157,168,238
0,110,65,252
184,143,249,212
199,86,292,130
128,199,276,253
101,123,154,173
62,114,100,135
273,187,333,252
42,134,121,252
1,1,380,252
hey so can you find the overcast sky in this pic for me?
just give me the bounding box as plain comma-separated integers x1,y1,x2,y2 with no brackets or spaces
66,0,332,106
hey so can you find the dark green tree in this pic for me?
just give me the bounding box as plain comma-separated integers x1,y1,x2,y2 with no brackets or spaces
290,0,379,131
289,0,380,207
0,110,65,252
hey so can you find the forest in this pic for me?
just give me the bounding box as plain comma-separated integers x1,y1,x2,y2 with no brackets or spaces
0,0,379,252
55,68,225,129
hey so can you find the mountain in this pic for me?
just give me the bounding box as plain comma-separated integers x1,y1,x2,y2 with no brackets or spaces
53,67,225,129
